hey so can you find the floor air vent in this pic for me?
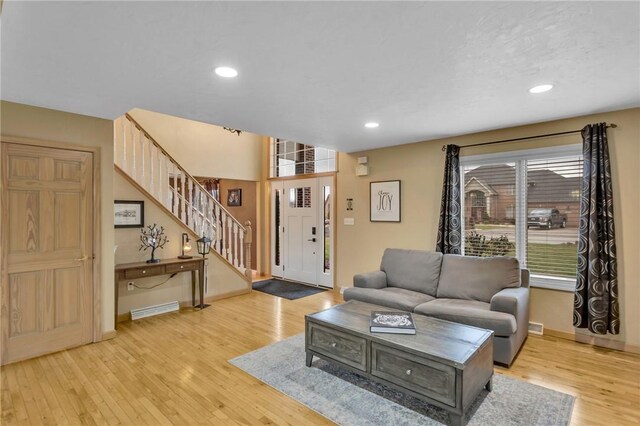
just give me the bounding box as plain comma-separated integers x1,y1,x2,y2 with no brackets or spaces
528,321,544,335
131,301,179,320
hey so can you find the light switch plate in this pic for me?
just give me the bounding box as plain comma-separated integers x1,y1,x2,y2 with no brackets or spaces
344,218,355,225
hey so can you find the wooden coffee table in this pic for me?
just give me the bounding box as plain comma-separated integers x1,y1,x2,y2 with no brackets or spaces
305,300,493,426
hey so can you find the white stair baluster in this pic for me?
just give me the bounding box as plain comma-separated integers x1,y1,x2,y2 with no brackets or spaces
238,223,244,268
173,163,179,215
149,143,155,197
227,216,233,263
122,117,127,171
131,121,137,181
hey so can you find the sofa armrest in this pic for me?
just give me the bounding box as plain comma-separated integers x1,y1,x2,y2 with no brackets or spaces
490,287,530,328
353,271,388,289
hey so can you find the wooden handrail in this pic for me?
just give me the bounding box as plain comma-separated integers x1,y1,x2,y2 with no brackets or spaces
124,113,246,235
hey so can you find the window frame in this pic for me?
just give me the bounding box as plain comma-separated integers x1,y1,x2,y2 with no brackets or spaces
460,144,582,292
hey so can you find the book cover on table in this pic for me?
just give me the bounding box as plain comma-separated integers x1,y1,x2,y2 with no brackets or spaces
370,311,416,334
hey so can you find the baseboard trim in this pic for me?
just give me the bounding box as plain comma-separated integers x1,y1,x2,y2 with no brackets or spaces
205,287,251,302
101,330,117,341
545,328,640,354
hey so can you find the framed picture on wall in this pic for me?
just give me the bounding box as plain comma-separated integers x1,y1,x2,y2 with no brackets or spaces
228,188,242,207
114,200,144,228
370,180,401,222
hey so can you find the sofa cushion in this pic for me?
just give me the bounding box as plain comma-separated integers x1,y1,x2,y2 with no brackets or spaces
380,249,443,296
414,299,517,337
436,255,520,302
343,287,435,312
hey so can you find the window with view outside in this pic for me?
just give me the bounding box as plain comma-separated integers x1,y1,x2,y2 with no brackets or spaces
461,146,583,286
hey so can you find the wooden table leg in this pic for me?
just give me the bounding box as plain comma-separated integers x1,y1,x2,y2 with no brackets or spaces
306,352,314,367
191,270,196,307
485,377,493,392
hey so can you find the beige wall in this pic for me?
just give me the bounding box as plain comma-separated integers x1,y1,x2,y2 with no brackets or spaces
1,101,116,333
336,108,640,347
113,172,249,314
128,108,264,181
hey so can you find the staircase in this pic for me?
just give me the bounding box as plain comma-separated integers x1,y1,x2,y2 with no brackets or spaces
113,113,252,279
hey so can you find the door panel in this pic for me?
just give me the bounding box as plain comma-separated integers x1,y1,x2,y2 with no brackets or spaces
2,143,93,365
283,179,318,284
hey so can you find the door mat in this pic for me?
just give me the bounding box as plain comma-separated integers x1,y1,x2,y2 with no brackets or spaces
252,278,327,300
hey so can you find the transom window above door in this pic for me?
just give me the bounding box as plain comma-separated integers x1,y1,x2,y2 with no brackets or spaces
270,138,336,178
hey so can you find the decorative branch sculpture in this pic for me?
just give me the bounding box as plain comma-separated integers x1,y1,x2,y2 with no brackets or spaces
139,224,169,263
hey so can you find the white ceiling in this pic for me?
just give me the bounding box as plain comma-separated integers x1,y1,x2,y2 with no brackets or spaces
2,1,639,152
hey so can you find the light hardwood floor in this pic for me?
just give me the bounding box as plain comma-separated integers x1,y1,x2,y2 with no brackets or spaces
1,289,639,425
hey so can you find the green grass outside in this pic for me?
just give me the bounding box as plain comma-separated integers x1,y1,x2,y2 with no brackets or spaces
474,224,504,230
506,242,578,278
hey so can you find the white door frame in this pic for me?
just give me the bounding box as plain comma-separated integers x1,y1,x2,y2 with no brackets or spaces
270,175,334,288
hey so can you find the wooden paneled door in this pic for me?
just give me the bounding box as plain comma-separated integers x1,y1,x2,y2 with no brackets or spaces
1,143,94,365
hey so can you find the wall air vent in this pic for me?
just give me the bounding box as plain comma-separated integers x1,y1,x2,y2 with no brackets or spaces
528,321,544,335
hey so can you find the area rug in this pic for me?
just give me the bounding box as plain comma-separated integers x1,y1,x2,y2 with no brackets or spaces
229,334,575,426
252,278,327,300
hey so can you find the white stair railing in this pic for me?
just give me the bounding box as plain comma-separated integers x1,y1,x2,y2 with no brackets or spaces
114,113,249,274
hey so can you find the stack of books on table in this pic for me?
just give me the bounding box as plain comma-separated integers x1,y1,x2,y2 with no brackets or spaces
370,311,416,335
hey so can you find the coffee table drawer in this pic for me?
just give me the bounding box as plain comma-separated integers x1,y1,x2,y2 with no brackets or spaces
371,342,456,407
307,323,367,371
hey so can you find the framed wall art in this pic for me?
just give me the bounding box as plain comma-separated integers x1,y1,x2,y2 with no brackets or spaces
370,180,401,222
227,188,242,207
114,200,144,228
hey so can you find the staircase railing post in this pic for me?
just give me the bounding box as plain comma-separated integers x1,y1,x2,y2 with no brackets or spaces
244,220,252,280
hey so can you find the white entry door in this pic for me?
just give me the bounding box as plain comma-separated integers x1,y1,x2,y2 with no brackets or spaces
271,177,333,288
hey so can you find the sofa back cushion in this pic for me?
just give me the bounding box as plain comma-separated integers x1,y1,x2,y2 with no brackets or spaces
437,255,520,302
380,249,443,296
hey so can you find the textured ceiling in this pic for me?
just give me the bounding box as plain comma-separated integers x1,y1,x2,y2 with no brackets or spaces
2,1,639,152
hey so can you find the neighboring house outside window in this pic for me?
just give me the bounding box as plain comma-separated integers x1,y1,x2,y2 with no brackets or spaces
460,145,583,292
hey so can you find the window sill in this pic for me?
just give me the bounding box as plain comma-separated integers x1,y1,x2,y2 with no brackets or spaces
529,274,576,292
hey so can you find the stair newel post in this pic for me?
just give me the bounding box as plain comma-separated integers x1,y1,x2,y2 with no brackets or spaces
244,220,252,279
239,222,245,270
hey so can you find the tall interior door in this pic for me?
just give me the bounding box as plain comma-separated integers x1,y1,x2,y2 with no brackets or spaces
271,177,333,288
1,143,94,365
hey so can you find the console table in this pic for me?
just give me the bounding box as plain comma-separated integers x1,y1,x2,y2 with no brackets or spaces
114,257,205,328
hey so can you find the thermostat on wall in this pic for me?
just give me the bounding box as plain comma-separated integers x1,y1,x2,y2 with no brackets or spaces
355,164,369,176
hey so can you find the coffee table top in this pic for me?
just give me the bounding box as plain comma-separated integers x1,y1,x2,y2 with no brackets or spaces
306,300,493,369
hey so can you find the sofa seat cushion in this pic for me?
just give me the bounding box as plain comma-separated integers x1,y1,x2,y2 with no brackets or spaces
343,287,435,312
381,249,443,296
437,254,521,303
414,299,517,337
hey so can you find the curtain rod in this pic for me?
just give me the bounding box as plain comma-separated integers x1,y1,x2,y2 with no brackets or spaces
442,123,617,152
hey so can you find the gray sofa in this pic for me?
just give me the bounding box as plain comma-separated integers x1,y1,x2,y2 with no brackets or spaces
343,248,529,366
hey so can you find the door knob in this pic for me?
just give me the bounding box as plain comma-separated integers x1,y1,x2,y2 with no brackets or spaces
307,238,316,242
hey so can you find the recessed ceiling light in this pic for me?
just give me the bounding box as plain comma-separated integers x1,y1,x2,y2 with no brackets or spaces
529,84,553,94
215,66,238,78
364,122,379,128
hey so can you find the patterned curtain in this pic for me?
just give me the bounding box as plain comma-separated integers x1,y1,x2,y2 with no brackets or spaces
574,123,619,335
436,144,461,254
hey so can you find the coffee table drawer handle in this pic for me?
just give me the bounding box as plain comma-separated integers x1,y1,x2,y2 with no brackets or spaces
406,369,412,376
331,342,337,348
